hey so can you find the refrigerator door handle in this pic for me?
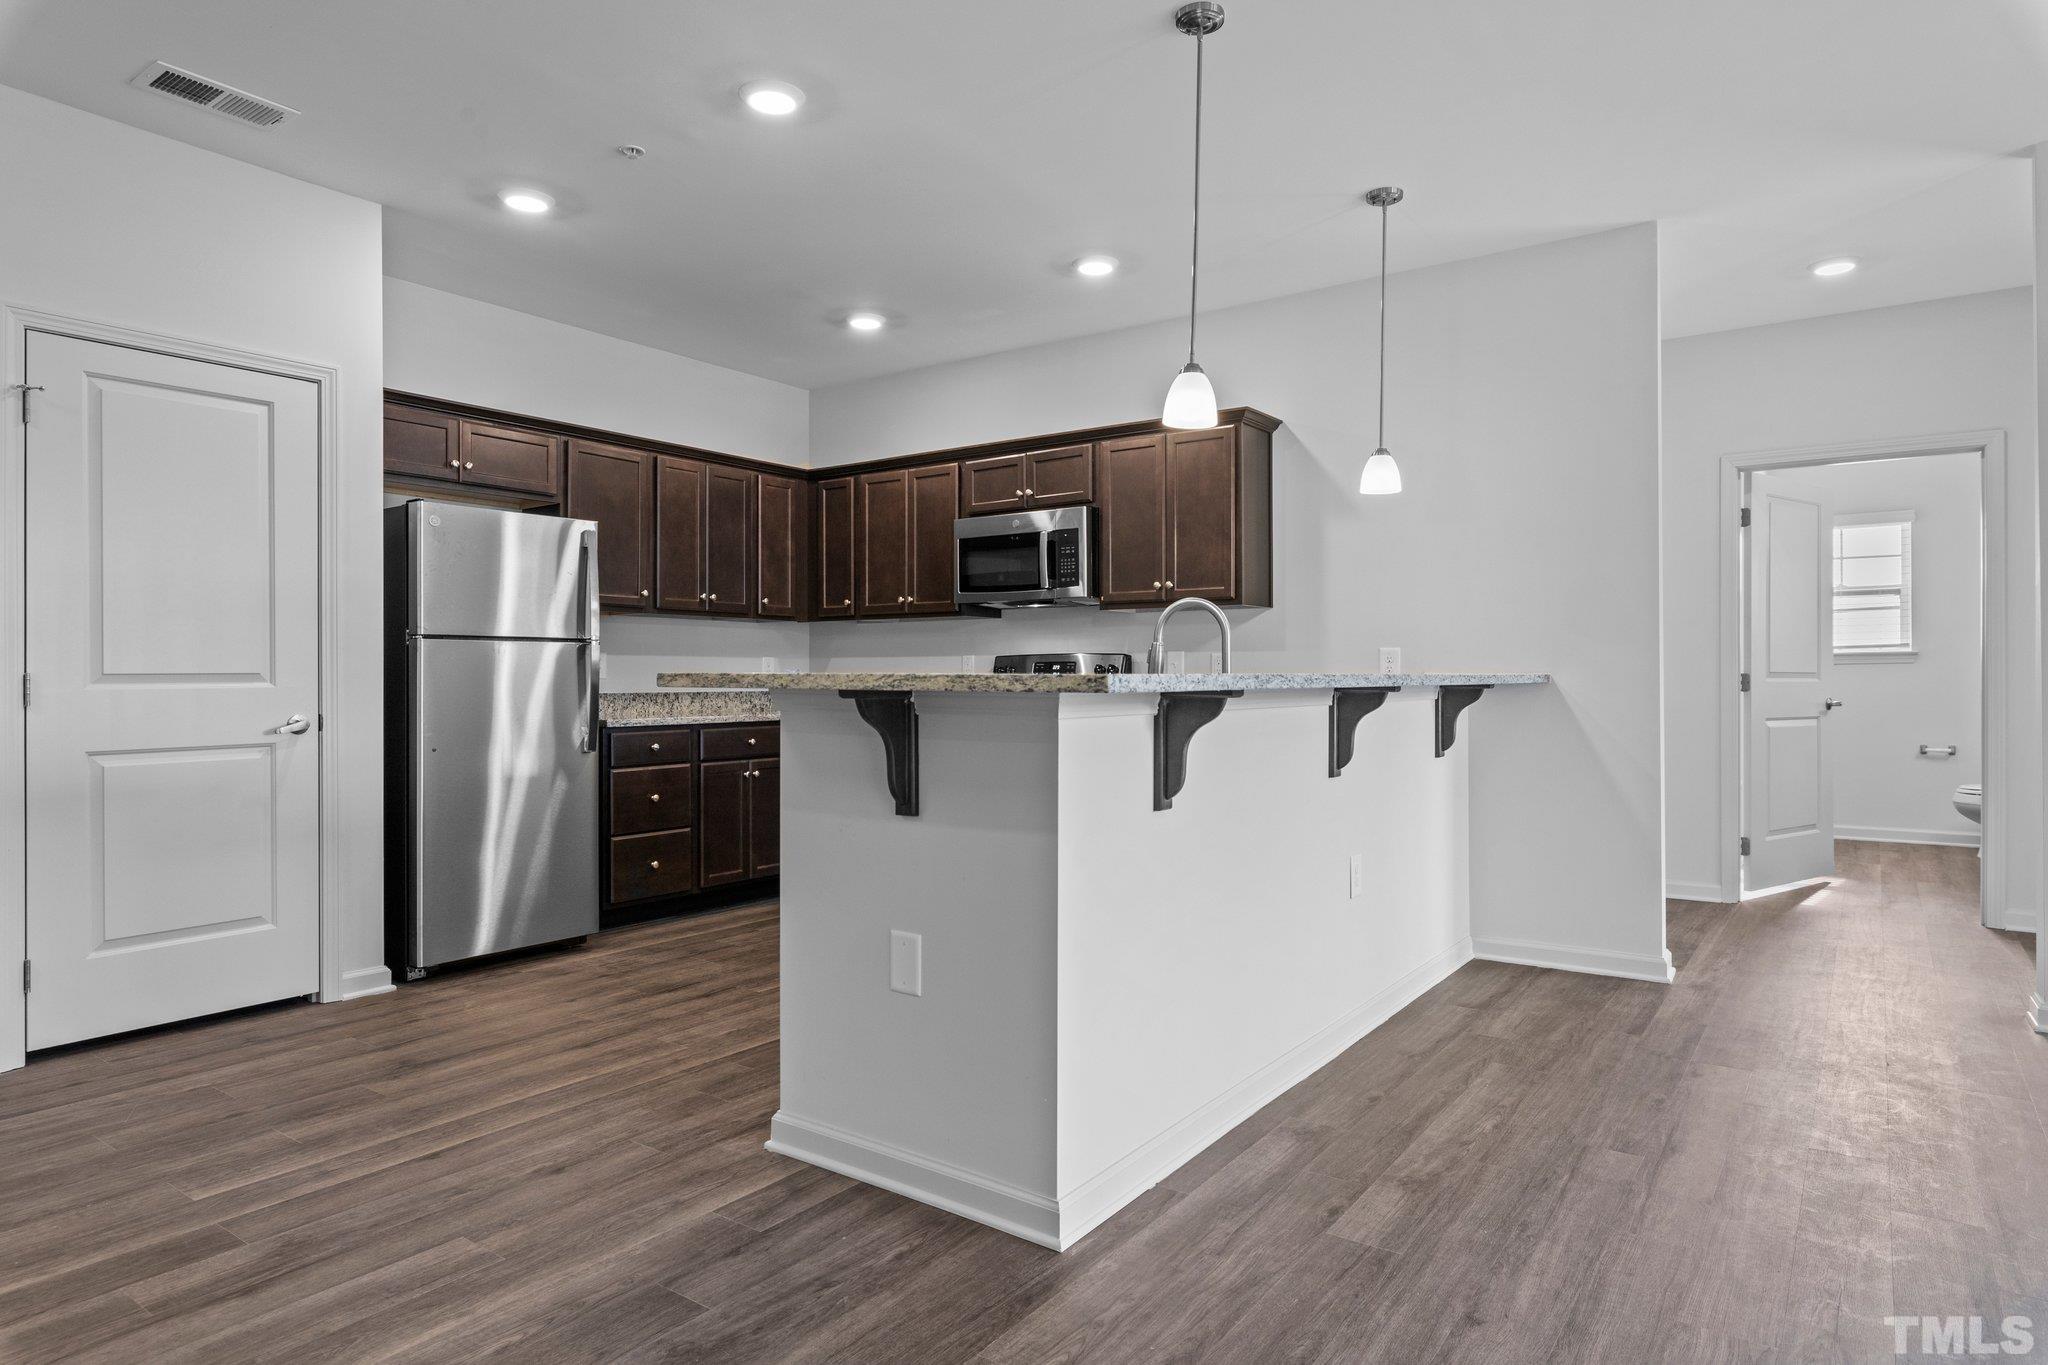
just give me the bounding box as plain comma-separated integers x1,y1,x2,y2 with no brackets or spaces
579,527,600,640
580,640,600,753
579,526,601,753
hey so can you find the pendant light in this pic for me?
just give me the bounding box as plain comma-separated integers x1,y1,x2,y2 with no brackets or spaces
1162,1,1225,429
1359,186,1404,495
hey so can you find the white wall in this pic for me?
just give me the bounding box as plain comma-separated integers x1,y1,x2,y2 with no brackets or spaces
1768,456,1983,845
1662,289,2039,915
2031,147,2048,1032
0,83,387,1040
808,225,1670,980
383,278,814,682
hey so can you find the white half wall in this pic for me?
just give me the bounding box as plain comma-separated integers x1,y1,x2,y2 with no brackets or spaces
1793,455,1983,847
383,278,816,678
807,225,1668,981
1662,289,2040,912
0,83,386,1055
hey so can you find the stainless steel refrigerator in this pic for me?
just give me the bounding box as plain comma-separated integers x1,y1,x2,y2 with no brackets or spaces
384,500,600,979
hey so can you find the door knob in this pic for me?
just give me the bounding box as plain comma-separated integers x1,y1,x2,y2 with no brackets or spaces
269,714,311,735
1824,698,1845,710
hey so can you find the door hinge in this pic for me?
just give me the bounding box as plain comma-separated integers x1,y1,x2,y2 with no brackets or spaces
1739,836,1751,857
1739,506,1751,528
1739,672,1750,693
9,383,43,425
19,673,28,708
19,960,28,994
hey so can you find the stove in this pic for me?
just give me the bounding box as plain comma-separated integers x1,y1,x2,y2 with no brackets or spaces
992,652,1133,676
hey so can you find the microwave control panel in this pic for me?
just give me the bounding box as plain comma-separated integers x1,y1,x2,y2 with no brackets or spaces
1047,527,1084,588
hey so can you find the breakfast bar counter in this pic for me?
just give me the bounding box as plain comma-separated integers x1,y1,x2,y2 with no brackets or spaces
658,669,1546,1249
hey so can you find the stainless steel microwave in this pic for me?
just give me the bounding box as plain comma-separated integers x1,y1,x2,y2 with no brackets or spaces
953,505,1097,608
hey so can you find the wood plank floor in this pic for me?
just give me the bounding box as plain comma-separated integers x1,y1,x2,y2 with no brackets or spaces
2,840,2041,1362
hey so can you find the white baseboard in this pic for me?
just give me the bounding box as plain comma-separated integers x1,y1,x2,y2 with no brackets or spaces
1834,824,1981,849
1998,908,2039,935
2032,992,2047,1036
1665,880,1730,904
1051,935,1475,1250
766,1112,1062,1249
768,936,1477,1252
339,965,394,1000
1473,935,1676,984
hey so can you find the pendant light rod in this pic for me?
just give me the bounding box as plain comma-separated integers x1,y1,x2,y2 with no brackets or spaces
1364,186,1403,452
1176,2,1224,366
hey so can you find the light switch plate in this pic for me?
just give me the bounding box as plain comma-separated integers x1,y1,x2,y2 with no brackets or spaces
1378,646,1402,674
890,930,923,997
1168,650,1188,675
760,656,779,672
1348,853,1364,899
961,655,980,672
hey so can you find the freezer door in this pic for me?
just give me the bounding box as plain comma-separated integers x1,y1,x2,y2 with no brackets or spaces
411,637,599,969
407,500,598,640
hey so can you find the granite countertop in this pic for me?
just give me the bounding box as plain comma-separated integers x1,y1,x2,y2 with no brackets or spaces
654,670,1548,695
600,690,779,727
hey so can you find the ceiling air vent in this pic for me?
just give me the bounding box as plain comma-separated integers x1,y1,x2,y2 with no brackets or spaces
129,62,298,128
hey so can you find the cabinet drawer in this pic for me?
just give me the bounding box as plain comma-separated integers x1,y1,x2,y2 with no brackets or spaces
699,724,778,760
609,727,693,768
609,763,694,836
609,830,697,903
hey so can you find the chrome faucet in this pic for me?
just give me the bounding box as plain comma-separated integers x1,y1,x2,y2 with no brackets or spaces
1147,596,1232,674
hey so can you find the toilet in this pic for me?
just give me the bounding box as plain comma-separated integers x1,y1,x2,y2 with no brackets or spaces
1953,783,1983,824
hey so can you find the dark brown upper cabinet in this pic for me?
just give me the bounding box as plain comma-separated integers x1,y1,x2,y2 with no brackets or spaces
855,469,911,616
457,420,560,497
384,401,562,499
958,443,1095,515
384,403,459,482
907,463,960,614
1097,422,1272,608
756,473,805,619
654,457,754,615
816,476,856,619
565,440,654,608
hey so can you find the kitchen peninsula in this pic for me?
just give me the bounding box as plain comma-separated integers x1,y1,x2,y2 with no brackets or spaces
658,668,1547,1249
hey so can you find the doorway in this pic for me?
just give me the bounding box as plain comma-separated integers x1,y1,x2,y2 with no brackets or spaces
1722,433,2004,922
8,322,333,1059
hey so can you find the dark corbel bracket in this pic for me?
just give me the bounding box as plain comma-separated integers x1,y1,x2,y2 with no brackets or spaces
1329,686,1401,777
840,690,919,816
1434,685,1491,758
1155,691,1242,811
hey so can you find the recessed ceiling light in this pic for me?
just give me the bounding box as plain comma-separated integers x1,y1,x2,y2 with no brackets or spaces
846,311,886,333
1811,257,1859,278
742,81,806,117
499,188,554,215
1074,255,1120,278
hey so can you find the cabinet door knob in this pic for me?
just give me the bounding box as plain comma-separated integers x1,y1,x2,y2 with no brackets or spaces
709,593,718,602
1014,489,1024,497
650,743,661,751
747,736,756,745
650,860,661,870
1166,581,1175,589
649,793,660,802
640,589,650,598
761,596,769,606
1024,488,1034,496
464,461,475,469
1153,581,1162,589
843,598,853,606
448,458,461,468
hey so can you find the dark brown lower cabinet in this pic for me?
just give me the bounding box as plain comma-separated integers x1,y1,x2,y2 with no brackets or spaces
601,723,778,925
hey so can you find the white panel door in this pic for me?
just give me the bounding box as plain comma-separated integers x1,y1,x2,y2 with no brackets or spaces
25,332,320,1049
1744,473,1837,894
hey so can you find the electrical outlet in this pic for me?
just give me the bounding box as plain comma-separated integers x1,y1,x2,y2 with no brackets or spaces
760,656,779,672
1348,853,1364,899
1168,650,1188,675
889,930,923,996
1378,646,1402,674
961,654,980,672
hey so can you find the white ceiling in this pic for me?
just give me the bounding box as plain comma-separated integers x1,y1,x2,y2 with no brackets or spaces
2,0,2044,386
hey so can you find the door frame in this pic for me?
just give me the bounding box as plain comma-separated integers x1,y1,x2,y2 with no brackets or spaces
1716,430,2007,923
1,305,348,1073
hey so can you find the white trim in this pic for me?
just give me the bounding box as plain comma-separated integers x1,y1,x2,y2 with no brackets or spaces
769,937,1475,1252
767,1112,1063,1250
1053,935,1473,1250
340,965,395,999
2,305,349,1073
1473,935,1676,983
2031,992,2047,1035
1665,879,1731,903
2001,908,2038,935
1717,431,2007,929
1833,650,1918,664
1834,824,1981,849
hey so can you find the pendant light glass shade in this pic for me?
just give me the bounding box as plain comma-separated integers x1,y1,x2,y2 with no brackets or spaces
1163,3,1225,429
1163,362,1219,430
1359,448,1402,495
